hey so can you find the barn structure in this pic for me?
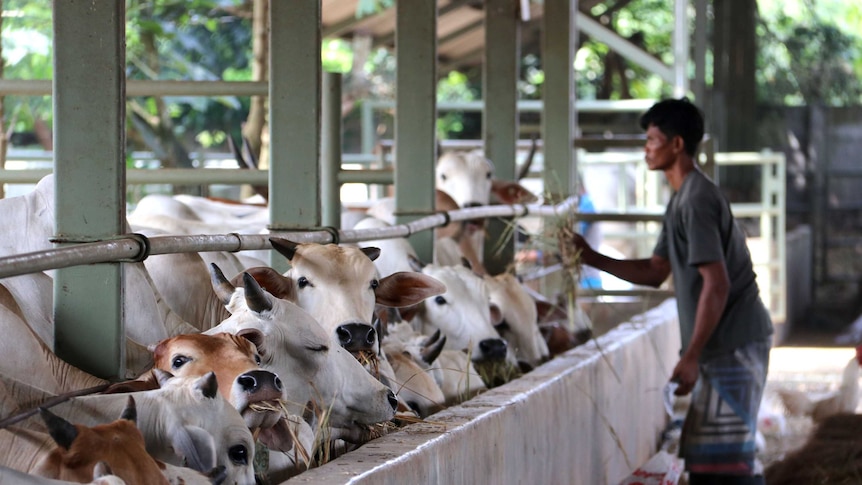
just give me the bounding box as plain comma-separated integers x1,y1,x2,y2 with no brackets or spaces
0,1,793,484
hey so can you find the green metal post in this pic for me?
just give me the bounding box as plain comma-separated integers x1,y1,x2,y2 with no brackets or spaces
483,0,520,275
53,0,126,379
395,0,437,263
321,72,342,228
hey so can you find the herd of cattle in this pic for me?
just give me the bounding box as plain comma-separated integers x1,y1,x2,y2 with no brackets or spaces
0,150,591,484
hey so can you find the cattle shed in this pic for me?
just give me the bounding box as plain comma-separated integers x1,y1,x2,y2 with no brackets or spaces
0,1,771,484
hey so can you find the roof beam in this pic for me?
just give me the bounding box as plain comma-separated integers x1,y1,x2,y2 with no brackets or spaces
439,18,483,46
374,0,476,48
577,11,674,83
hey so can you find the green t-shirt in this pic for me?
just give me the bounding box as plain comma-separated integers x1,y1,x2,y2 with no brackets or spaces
653,169,773,358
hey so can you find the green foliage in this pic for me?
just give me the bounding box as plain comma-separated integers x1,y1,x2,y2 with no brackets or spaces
437,71,479,139
757,1,862,106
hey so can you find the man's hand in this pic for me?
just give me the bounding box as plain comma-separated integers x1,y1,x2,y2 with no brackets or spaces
557,228,595,267
670,353,699,396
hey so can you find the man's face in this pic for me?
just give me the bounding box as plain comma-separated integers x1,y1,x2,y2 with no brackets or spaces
644,124,677,171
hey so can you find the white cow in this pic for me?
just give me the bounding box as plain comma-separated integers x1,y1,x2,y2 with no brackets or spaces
0,371,256,485
205,266,398,442
483,272,550,371
248,239,445,354
0,175,201,377
401,264,510,364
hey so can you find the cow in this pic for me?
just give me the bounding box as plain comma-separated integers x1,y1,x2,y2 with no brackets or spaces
482,273,550,371
33,397,169,484
0,371,256,485
400,264,510,364
0,175,202,377
147,331,313,482
380,336,446,419
205,266,398,444
247,238,445,355
0,281,108,395
0,462,128,485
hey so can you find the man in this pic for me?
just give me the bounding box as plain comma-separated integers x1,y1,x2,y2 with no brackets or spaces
559,98,773,484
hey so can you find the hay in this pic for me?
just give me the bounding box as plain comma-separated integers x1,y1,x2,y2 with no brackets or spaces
764,413,862,484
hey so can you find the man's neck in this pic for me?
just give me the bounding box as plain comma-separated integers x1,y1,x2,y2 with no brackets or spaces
664,155,697,191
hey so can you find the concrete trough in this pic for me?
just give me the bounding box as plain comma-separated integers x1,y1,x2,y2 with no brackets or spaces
289,298,680,485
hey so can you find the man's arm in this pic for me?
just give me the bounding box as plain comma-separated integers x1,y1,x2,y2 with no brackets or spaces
671,260,730,395
563,232,671,287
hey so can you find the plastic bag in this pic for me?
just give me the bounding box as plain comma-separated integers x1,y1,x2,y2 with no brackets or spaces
618,450,684,485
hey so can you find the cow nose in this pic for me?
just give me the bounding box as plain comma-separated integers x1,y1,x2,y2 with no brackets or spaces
238,370,282,394
336,323,377,352
479,338,508,361
387,389,398,411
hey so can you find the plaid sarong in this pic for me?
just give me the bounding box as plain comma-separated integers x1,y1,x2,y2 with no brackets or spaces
679,339,770,475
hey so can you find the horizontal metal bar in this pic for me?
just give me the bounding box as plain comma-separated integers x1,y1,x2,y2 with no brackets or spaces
0,79,268,97
0,199,577,280
364,98,657,113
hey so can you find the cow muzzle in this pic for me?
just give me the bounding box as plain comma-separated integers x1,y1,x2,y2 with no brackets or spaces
337,322,378,353
478,338,508,361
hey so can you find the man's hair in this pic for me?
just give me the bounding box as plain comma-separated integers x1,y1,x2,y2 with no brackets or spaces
639,98,704,157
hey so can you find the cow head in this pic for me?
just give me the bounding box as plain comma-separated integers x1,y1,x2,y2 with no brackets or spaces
36,397,169,484
151,332,285,434
402,264,510,364
207,265,398,439
252,238,444,355
483,273,550,371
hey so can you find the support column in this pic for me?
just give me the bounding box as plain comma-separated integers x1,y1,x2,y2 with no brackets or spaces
483,0,520,275
542,0,577,202
269,0,321,271
395,0,437,263
321,72,342,228
53,0,126,379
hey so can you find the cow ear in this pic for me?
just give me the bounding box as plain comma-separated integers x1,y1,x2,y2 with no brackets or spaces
120,396,137,423
238,266,295,300
398,302,422,322
270,237,299,261
489,302,504,327
195,372,220,400
169,424,217,473
375,272,446,307
490,179,538,204
209,263,236,306
361,246,381,261
92,461,114,480
237,328,266,354
40,407,78,450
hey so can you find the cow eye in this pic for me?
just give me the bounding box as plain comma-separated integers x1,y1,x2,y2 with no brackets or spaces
495,320,511,332
228,444,249,466
434,295,447,305
297,276,310,289
171,355,191,369
306,344,328,352
440,173,447,181
486,171,492,180
370,279,379,290
254,354,262,365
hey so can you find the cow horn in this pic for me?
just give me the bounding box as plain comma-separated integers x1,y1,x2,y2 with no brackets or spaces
196,371,220,400
270,237,298,260
243,272,273,313
153,368,175,387
209,263,236,306
421,331,447,365
407,254,426,272
120,396,137,423
361,246,381,262
40,407,78,450
517,134,539,181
